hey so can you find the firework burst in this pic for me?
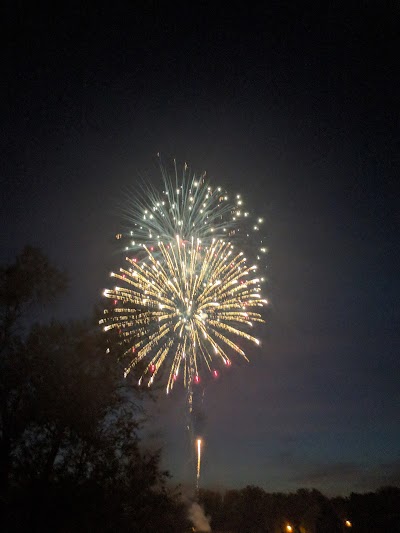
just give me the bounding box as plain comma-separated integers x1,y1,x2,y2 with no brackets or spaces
118,160,267,259
101,235,266,391
102,161,267,392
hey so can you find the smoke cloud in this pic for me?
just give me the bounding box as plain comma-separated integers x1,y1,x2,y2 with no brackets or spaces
188,502,211,532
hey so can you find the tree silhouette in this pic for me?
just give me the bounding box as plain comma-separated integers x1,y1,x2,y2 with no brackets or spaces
0,246,67,492
0,248,189,532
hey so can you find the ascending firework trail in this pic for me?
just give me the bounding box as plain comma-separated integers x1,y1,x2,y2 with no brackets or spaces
101,157,267,489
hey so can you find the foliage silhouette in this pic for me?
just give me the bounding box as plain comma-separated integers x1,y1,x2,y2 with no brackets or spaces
0,248,189,532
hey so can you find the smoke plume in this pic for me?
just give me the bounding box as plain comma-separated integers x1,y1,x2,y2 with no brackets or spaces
188,501,211,532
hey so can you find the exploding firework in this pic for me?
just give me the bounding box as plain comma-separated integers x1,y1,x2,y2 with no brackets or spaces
118,160,267,259
102,161,268,493
101,236,266,391
101,162,267,392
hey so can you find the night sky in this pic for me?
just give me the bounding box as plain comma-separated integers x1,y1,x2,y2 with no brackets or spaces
2,3,399,496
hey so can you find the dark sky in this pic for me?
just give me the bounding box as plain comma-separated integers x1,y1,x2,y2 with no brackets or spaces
2,3,399,495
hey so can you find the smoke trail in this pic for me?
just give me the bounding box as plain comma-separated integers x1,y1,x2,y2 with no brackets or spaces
188,386,207,491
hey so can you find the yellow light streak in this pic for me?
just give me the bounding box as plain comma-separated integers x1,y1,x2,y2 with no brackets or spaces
196,438,202,491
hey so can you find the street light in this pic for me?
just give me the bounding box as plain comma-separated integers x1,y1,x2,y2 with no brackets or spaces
345,520,352,528
286,525,293,532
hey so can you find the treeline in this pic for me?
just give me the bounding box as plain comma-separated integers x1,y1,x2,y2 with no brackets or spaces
198,485,400,533
0,247,189,532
